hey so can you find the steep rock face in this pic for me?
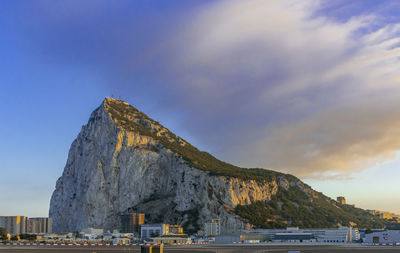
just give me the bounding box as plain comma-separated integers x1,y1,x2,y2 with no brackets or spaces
49,98,303,233
51,98,394,232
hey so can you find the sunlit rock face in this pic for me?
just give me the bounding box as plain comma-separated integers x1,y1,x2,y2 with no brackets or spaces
49,98,299,233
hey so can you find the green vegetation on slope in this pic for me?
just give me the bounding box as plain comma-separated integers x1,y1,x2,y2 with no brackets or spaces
0,227,6,240
105,99,290,182
235,187,388,229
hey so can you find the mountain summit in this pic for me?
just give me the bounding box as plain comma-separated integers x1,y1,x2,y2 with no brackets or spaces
49,98,386,233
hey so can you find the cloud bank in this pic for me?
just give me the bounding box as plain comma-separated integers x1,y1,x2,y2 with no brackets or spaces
166,0,400,178
17,0,400,178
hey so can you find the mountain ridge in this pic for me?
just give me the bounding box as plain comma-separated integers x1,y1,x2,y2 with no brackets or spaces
103,97,294,182
49,98,390,233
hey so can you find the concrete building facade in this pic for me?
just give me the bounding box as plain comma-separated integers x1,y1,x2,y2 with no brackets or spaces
29,217,52,233
26,219,41,234
0,216,27,235
252,227,358,243
309,227,353,242
273,232,314,242
120,213,145,234
204,219,221,237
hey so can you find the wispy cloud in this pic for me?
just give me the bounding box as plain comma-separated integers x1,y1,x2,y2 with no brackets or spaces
16,0,400,178
163,0,400,178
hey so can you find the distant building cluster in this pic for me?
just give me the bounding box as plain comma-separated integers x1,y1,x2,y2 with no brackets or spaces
0,216,52,235
0,212,201,245
367,210,400,221
3,211,400,246
113,213,191,244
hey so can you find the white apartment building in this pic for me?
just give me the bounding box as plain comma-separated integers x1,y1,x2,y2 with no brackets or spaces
204,219,221,237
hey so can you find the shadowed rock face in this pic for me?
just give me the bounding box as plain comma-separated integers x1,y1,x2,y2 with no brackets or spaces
49,98,301,233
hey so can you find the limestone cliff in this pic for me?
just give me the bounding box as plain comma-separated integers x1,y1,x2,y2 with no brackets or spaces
49,98,385,233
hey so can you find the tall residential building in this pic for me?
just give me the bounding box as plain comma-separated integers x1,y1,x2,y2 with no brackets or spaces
120,213,145,233
337,196,346,205
29,217,52,233
204,219,221,237
26,219,41,234
0,216,27,235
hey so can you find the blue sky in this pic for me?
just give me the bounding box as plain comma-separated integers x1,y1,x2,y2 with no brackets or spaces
1,0,400,216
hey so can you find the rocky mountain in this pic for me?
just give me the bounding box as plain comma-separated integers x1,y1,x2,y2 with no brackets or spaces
49,98,387,233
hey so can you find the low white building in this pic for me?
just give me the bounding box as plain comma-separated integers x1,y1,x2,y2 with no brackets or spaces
273,232,315,242
253,227,358,243
103,232,113,240
365,231,400,244
83,234,99,240
308,227,353,243
112,238,131,245
113,232,134,238
153,234,191,244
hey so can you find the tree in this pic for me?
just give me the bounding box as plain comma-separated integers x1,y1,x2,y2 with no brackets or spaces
0,227,5,237
386,223,400,230
19,234,36,241
0,228,7,241
150,232,159,237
